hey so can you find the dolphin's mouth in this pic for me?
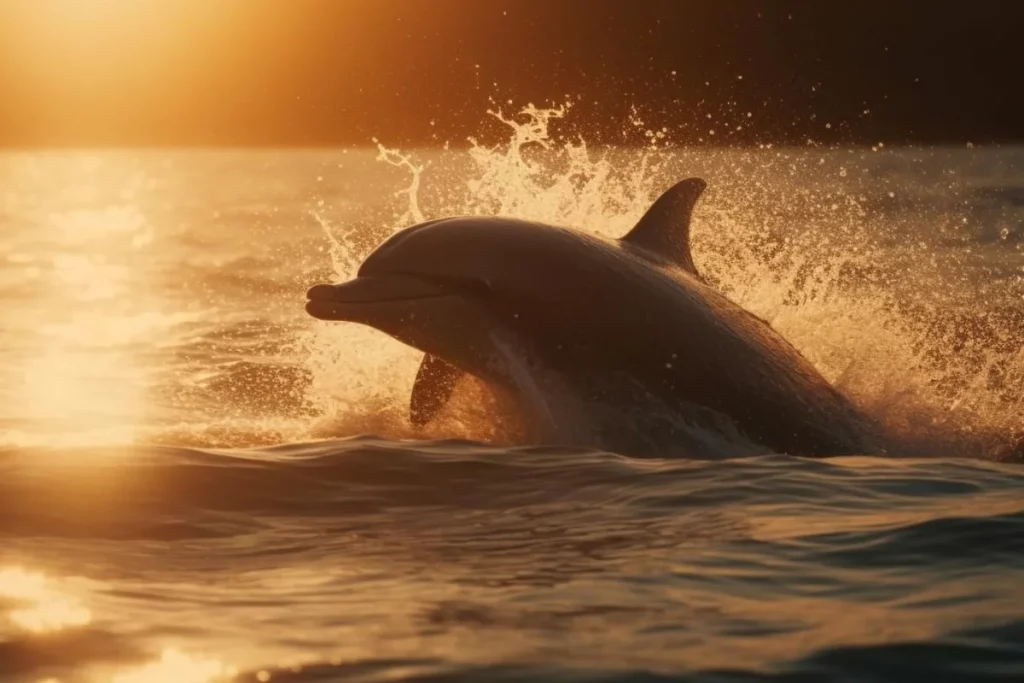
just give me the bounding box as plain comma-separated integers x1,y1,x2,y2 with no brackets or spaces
305,274,475,320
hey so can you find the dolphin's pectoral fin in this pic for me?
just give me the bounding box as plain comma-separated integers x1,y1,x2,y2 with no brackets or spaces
621,177,707,277
410,353,464,427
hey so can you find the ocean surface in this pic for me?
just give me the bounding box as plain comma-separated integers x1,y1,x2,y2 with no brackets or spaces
1,112,1022,682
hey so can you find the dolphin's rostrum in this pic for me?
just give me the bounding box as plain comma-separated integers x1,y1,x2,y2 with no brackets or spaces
306,178,878,457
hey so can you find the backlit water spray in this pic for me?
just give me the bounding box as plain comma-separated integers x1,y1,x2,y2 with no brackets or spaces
302,103,1022,459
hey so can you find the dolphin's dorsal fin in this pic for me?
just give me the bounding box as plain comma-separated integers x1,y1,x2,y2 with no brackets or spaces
620,177,706,275
410,353,464,427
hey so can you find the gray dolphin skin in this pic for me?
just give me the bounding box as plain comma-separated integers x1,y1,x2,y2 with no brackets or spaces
306,178,878,457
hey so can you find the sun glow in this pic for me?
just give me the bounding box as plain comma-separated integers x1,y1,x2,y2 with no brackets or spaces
1,0,298,145
5,0,229,73
5,1,212,93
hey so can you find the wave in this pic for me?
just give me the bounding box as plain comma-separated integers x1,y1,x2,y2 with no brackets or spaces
3,440,1022,538
2,439,1023,682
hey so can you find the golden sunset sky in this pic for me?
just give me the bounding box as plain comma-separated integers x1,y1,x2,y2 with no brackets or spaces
1,0,1021,147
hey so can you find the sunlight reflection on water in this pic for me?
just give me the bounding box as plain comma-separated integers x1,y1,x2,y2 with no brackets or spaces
11,161,165,447
1,565,238,682
110,648,237,683
0,566,91,633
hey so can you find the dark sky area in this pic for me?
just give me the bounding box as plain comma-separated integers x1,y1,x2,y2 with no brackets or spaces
1,0,1022,147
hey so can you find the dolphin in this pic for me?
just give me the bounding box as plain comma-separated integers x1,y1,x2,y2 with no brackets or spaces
305,178,878,457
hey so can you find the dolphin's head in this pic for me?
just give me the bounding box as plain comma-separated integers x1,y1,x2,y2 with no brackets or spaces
306,217,585,383
307,176,709,339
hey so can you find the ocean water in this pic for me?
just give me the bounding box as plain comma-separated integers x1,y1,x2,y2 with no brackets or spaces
1,109,1023,682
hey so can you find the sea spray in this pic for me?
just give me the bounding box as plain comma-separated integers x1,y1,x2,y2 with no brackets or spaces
302,104,1022,458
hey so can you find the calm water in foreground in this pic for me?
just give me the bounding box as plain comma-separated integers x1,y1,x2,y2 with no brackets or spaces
0,131,1022,682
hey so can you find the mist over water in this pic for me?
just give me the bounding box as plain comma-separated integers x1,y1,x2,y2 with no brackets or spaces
0,105,1022,682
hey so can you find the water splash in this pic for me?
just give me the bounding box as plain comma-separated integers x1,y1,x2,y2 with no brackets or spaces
462,103,671,233
302,103,1022,459
299,103,676,442
375,138,428,225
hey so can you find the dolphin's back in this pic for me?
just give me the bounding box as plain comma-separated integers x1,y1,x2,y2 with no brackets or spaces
494,231,875,456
